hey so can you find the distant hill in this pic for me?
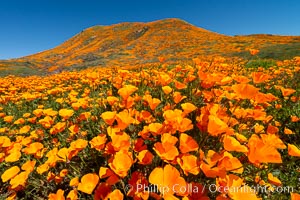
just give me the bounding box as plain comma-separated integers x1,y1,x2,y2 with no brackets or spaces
1,18,300,76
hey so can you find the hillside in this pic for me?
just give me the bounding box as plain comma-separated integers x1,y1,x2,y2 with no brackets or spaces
1,18,300,76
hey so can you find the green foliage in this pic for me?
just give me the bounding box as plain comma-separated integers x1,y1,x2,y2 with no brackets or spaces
245,59,277,69
230,42,300,61
0,65,43,77
258,42,300,60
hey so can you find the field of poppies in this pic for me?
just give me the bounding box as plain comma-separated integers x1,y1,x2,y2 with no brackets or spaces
0,55,300,199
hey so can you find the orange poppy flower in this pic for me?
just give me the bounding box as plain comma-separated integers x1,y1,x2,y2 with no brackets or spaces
174,80,187,90
57,147,70,162
177,154,200,175
200,150,226,178
27,116,37,124
291,115,300,122
4,115,14,123
137,150,154,165
260,133,286,149
70,177,79,187
33,109,43,117
179,133,199,153
248,134,282,164
138,110,155,123
158,73,172,86
5,149,22,163
208,115,229,136
14,118,25,125
109,130,130,152
268,173,281,186
153,133,179,161
288,144,300,157
163,109,182,122
1,166,20,182
43,108,58,116
59,169,68,178
38,116,54,128
66,189,78,200
228,185,260,200
284,128,294,135
133,138,147,152
254,123,265,134
127,171,149,198
90,134,107,151
78,173,99,194
185,74,197,83
71,102,81,110
18,136,31,146
0,136,11,148
19,125,31,134
118,85,138,100
223,135,248,153
232,83,259,99
48,189,65,200
220,76,233,85
149,164,187,197
148,122,163,135
218,152,243,174
234,133,248,143
143,94,161,110
21,160,36,172
87,71,99,80
50,122,66,134
37,163,50,174
0,127,7,134
158,56,166,63
45,147,59,165
78,112,91,121
252,72,270,84
280,87,296,97
256,92,278,103
106,96,119,106
94,183,112,200
70,139,88,150
162,85,173,95
249,48,260,55
163,109,193,133
109,151,133,178
120,95,135,109
10,171,30,189
101,111,116,125
291,193,300,200
99,167,119,185
266,125,279,134
59,108,74,119
115,110,135,130
178,118,194,133
216,174,244,194
68,124,79,136
173,92,187,104
106,189,124,200
47,172,55,182
181,103,197,114
23,142,44,155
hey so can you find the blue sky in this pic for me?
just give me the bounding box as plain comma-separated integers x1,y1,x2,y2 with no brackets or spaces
1,0,299,59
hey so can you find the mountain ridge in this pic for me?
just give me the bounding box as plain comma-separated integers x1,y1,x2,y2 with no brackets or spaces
1,18,300,76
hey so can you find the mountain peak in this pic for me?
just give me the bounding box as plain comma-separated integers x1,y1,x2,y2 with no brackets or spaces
23,18,223,68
